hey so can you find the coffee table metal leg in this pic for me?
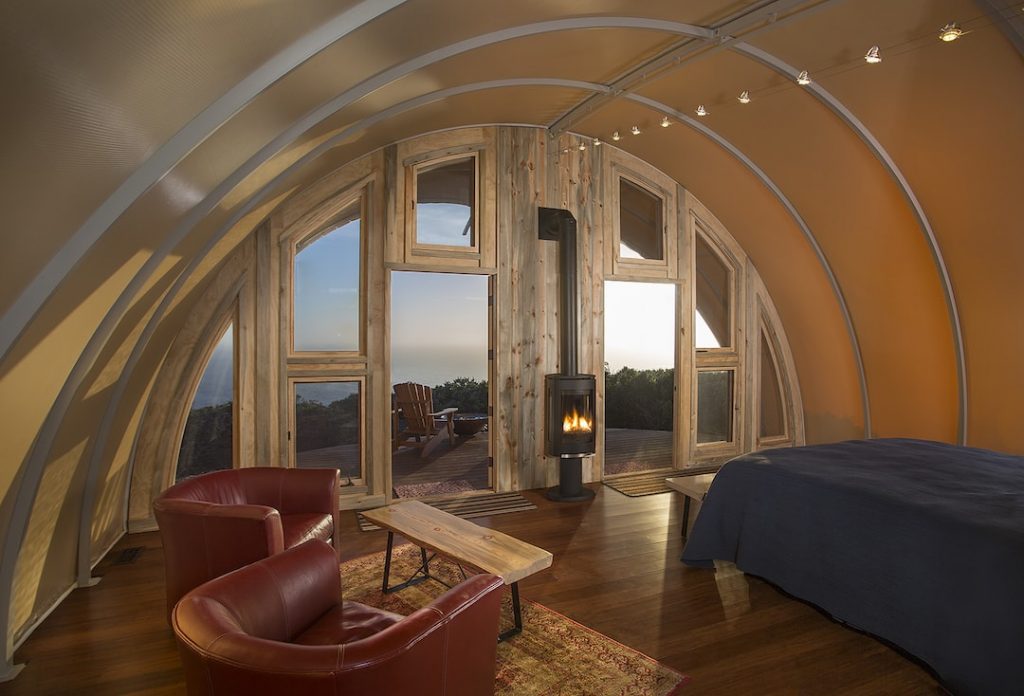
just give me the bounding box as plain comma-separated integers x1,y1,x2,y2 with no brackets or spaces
382,531,395,593
382,537,447,594
682,497,692,538
497,582,522,642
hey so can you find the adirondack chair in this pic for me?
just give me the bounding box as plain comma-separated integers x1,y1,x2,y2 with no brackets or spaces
392,382,458,458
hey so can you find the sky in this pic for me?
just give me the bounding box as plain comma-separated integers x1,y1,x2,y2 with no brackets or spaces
293,219,360,352
391,271,488,386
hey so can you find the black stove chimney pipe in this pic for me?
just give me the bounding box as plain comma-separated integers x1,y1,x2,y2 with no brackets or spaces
539,207,578,375
539,206,596,502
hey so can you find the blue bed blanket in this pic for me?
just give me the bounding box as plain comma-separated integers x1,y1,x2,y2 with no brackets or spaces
681,438,1024,696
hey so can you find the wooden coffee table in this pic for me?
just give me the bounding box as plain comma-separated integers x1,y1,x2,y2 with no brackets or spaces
665,473,716,538
361,500,553,641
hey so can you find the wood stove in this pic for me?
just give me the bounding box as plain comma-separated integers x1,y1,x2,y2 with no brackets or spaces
539,206,596,502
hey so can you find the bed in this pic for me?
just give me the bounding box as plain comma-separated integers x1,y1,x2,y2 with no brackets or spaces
681,438,1024,696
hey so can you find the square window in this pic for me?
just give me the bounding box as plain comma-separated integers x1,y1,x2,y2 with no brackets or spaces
415,156,476,248
618,178,664,261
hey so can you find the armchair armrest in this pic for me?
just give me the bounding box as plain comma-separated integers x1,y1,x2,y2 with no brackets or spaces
154,499,286,619
338,573,504,692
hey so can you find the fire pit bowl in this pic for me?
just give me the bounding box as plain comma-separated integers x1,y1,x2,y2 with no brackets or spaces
453,416,488,437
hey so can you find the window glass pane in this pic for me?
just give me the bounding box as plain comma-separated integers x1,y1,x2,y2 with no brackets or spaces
294,381,361,482
416,156,475,247
603,281,675,475
619,179,663,260
760,332,786,438
697,370,734,444
177,324,233,481
695,235,730,348
294,205,360,352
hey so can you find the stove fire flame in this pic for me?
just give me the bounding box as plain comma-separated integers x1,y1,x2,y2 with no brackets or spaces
562,407,593,434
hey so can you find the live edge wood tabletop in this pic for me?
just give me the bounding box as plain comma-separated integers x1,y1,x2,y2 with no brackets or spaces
360,499,553,584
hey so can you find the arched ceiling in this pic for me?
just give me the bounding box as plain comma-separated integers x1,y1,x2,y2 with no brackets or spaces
1,0,1023,678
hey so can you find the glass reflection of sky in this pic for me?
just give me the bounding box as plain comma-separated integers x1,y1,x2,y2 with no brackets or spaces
416,203,472,246
294,220,360,351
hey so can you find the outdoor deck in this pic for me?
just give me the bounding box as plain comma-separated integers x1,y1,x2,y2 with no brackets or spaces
297,427,675,495
604,427,673,476
391,429,491,497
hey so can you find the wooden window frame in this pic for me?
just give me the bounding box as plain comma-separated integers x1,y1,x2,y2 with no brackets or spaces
689,211,745,461
608,157,677,279
407,151,482,259
282,186,369,362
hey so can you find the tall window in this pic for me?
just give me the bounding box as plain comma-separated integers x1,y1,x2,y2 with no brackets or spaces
177,323,234,481
286,191,366,483
293,203,361,353
694,229,740,452
414,155,477,248
603,281,675,475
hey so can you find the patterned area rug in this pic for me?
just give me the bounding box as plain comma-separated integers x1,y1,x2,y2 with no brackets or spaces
357,492,537,531
340,546,689,695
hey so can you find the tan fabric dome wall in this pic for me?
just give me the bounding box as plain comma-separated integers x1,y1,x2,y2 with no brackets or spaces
0,0,1021,678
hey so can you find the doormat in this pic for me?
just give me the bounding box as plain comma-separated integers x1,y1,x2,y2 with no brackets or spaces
358,492,537,531
604,471,675,497
604,465,722,497
340,546,689,695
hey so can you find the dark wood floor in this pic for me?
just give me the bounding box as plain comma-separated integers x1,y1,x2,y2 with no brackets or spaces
7,487,943,695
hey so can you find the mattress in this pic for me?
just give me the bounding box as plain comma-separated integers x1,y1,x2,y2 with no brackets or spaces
681,438,1024,695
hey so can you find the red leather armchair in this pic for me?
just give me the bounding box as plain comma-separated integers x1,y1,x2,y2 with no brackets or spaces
154,467,341,619
173,539,504,696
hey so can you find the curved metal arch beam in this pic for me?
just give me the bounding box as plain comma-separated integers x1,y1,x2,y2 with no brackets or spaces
0,0,408,369
623,93,871,437
0,16,710,369
733,42,967,445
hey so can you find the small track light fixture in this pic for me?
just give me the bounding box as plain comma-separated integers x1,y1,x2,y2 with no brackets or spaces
612,131,621,141
939,22,963,42
864,46,882,63
797,70,811,85
695,105,708,117
738,90,751,104
593,137,601,147
660,115,671,127
630,125,641,135
578,142,586,151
